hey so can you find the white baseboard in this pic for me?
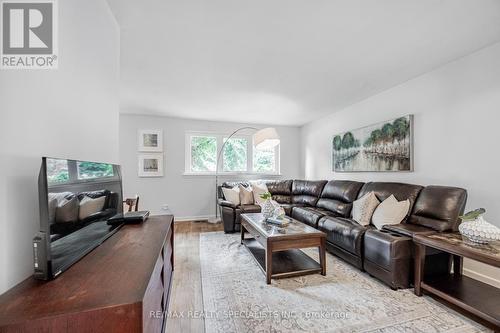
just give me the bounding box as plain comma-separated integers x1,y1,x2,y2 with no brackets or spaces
463,268,500,288
175,215,216,222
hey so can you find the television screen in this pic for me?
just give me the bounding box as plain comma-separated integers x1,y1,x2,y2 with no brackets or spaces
35,157,123,279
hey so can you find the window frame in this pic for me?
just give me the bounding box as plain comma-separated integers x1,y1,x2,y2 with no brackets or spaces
184,131,280,176
46,158,118,187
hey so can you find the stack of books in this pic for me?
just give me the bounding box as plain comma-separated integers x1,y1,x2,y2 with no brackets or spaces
266,216,292,226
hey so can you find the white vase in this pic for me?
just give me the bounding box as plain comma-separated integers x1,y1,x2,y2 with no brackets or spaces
458,215,500,244
262,199,274,219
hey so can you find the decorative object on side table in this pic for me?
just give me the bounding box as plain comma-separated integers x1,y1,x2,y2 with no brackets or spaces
266,215,291,227
458,208,500,244
259,192,275,219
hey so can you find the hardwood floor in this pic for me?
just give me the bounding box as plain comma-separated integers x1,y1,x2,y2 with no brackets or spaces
165,221,223,333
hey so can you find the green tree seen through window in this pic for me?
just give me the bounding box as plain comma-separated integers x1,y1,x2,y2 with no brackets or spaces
223,138,247,172
77,162,114,180
191,136,217,172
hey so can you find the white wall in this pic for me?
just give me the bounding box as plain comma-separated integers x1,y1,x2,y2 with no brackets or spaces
300,42,500,287
119,115,301,219
0,0,120,294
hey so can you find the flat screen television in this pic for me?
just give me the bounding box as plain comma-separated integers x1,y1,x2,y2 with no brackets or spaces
33,157,123,280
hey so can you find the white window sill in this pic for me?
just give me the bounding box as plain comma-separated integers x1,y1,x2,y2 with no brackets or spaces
182,172,282,177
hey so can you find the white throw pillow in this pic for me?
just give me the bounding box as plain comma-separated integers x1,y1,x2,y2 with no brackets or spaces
371,195,410,230
222,186,240,205
239,185,254,205
352,192,380,226
79,195,106,220
251,182,269,205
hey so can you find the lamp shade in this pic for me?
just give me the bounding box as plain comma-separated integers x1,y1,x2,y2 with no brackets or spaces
253,127,280,150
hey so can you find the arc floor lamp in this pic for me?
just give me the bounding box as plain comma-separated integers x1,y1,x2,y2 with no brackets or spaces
210,127,280,223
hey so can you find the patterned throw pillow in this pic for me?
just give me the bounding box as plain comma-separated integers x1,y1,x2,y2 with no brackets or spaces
352,191,380,226
251,182,269,205
239,185,254,205
372,195,410,230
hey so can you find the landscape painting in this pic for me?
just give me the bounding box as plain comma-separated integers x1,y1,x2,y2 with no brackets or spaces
332,115,413,172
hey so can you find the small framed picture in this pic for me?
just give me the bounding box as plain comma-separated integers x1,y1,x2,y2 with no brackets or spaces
138,129,163,152
138,153,164,177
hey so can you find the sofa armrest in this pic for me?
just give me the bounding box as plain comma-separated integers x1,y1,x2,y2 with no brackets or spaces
218,199,237,209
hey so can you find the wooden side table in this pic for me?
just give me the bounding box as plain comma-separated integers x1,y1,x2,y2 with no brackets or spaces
413,233,500,329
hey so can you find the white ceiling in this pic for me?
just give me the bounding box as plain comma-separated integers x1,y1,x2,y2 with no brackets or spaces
106,0,500,126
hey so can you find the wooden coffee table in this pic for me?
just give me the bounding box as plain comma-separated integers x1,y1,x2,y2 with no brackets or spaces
240,213,326,284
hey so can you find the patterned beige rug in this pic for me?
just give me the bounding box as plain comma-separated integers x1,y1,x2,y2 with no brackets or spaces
200,232,490,333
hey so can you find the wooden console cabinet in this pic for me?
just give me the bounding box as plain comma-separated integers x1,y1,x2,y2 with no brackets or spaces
0,215,174,333
414,233,500,330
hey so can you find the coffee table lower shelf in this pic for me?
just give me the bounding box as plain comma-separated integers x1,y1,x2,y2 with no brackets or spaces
242,238,322,279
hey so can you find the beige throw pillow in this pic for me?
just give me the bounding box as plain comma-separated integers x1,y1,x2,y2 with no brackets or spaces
79,195,106,220
352,191,380,226
222,186,240,205
251,182,269,205
372,195,410,230
55,196,79,223
239,185,254,205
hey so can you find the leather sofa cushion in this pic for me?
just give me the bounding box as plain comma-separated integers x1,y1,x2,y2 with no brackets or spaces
272,194,292,204
316,180,364,217
264,180,293,204
291,207,327,228
280,204,303,216
382,223,435,237
318,216,369,256
364,229,412,269
239,204,261,213
292,180,327,206
409,186,467,232
357,182,423,220
265,180,293,195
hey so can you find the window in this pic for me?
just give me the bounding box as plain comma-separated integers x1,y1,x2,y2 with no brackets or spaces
253,147,276,173
190,136,217,172
46,158,70,184
185,132,280,175
46,158,116,185
223,137,247,172
77,161,114,180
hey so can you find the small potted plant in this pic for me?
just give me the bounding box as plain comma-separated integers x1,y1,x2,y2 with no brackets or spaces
458,208,500,244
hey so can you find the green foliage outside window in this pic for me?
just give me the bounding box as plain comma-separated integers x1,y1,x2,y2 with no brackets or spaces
77,162,114,179
223,138,247,172
46,158,69,184
253,147,275,172
191,136,217,172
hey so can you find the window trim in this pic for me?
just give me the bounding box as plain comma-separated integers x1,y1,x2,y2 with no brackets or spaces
46,159,119,187
184,131,280,176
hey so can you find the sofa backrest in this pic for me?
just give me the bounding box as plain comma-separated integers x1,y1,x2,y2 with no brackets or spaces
358,182,423,220
316,180,364,217
265,180,293,204
409,186,467,232
292,180,327,206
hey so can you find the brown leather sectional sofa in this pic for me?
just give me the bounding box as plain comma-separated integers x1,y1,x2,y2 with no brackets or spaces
218,179,467,289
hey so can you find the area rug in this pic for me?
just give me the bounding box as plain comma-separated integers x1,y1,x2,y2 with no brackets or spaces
200,232,490,333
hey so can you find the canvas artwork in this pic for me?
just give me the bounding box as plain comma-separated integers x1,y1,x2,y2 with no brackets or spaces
332,115,413,172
